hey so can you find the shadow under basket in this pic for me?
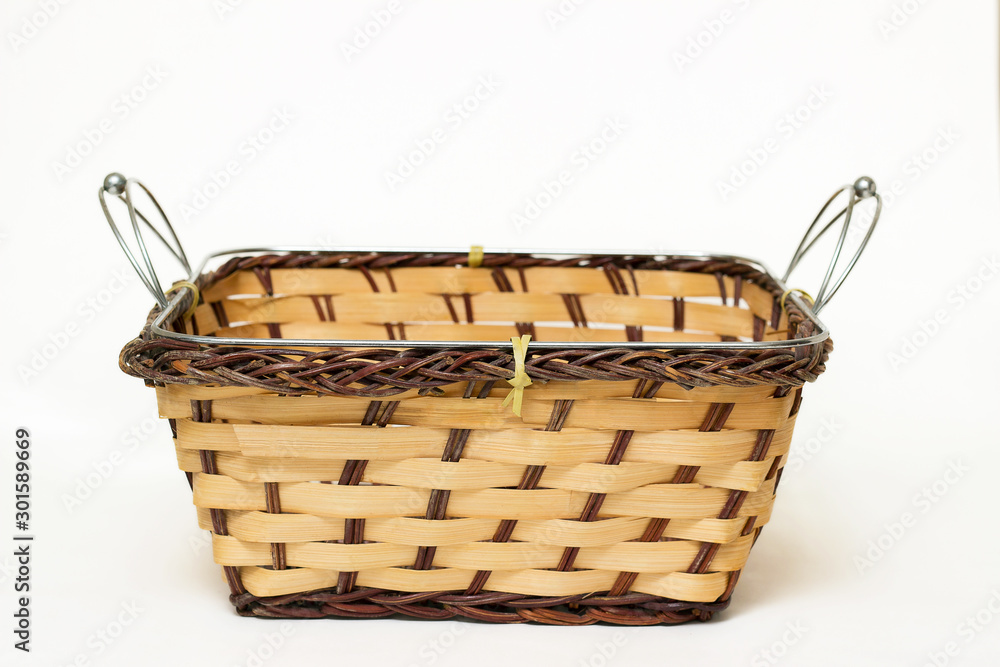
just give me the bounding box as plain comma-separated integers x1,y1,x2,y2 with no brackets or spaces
120,251,835,625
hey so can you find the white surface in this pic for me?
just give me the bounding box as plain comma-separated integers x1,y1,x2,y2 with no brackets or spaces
2,1,999,665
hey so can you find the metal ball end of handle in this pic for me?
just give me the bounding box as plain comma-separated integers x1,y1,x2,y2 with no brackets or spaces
103,172,127,196
853,176,876,199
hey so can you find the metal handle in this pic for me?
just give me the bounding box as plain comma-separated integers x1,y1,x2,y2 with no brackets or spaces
99,170,881,318
783,176,882,314
99,172,191,308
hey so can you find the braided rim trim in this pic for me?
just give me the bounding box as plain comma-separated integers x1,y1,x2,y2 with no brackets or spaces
230,587,730,625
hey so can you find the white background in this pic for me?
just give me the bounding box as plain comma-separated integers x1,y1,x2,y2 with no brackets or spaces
2,1,999,665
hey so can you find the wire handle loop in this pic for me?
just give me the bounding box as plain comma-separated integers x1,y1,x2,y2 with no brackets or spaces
98,172,191,308
782,176,882,314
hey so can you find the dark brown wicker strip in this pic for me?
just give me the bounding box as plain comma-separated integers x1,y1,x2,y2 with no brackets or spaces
684,385,794,599
412,380,496,571
264,482,286,570
337,400,399,594
555,379,661,572
492,266,536,339
210,301,229,328
605,264,643,341
609,400,735,596
191,399,245,596
464,399,575,597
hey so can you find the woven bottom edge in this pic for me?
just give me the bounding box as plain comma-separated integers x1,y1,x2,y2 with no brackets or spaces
230,587,730,625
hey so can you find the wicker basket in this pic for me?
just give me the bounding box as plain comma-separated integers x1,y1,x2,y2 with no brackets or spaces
102,173,881,625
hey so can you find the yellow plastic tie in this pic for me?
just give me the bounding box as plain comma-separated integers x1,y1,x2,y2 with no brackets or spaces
501,334,533,417
468,245,484,268
779,288,815,315
168,280,201,319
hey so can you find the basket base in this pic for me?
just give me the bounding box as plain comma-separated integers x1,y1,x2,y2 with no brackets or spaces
230,587,730,625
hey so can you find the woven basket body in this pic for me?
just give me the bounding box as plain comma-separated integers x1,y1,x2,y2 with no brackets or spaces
123,252,830,625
